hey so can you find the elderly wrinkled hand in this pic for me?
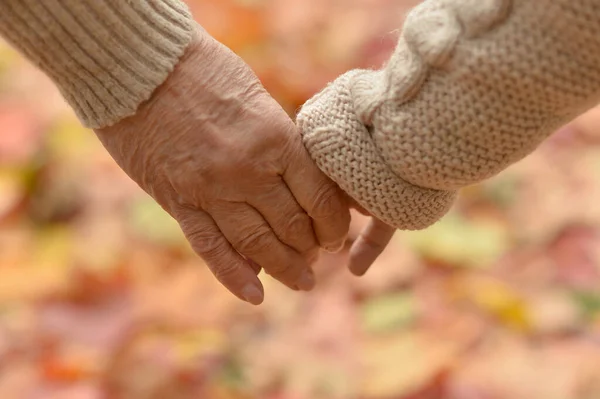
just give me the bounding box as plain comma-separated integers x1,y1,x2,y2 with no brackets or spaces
95,28,351,305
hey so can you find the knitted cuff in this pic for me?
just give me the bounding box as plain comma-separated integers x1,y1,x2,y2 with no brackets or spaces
299,0,600,231
0,0,194,129
297,0,514,229
298,70,457,230
301,0,596,231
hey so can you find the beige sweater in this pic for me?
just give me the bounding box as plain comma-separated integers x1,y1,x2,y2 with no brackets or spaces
298,0,600,229
2,0,600,230
0,0,194,129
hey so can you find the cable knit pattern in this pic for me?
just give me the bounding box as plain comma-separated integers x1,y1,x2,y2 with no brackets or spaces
0,0,194,129
298,0,600,230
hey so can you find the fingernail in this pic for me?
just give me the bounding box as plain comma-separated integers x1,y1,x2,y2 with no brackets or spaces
324,240,345,253
242,284,263,305
296,270,315,291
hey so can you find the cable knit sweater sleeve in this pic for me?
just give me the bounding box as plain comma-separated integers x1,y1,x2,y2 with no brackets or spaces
297,0,600,230
0,0,194,129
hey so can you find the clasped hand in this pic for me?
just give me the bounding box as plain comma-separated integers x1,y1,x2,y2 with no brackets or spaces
95,27,394,304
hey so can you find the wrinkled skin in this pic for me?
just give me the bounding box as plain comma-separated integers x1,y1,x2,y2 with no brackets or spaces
95,27,351,305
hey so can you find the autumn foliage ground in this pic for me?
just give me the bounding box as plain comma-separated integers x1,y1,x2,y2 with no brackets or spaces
1,1,600,398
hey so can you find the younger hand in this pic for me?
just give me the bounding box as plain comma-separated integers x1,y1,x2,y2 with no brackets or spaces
346,199,396,276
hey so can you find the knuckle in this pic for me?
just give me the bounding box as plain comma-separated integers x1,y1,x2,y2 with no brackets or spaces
235,226,274,254
278,213,315,248
186,226,227,259
279,134,304,166
213,261,241,282
281,132,302,153
310,182,344,219
177,213,226,258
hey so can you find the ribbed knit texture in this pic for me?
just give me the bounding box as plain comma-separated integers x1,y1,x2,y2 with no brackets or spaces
0,0,194,129
298,0,600,230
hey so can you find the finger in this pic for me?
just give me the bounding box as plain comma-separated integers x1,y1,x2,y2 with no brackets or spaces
283,140,351,252
250,180,318,256
209,202,316,291
246,258,262,275
348,217,396,276
174,206,264,305
348,196,370,216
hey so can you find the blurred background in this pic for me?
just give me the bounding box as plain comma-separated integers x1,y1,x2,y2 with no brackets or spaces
2,0,600,398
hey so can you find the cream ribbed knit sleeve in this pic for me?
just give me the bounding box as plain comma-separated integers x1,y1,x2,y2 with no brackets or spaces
297,0,600,230
0,0,194,129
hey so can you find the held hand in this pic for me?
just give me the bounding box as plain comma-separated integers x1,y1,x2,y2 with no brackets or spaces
95,27,350,305
347,200,396,276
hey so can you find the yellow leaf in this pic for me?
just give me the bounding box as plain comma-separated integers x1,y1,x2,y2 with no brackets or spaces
452,276,531,332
